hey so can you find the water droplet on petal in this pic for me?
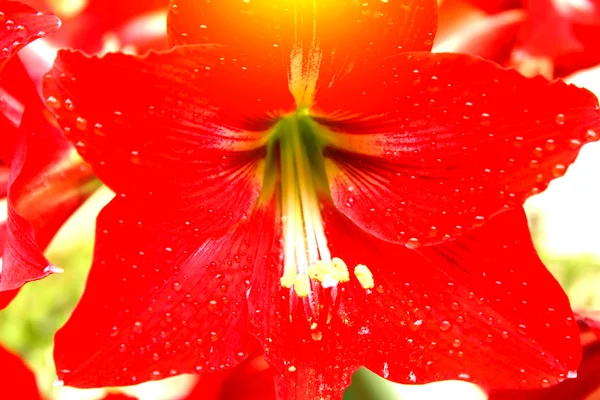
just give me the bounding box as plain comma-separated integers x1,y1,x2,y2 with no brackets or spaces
555,114,565,125
132,321,143,334
541,378,550,388
150,371,162,380
439,321,452,331
46,96,60,109
75,116,87,130
64,98,75,111
552,164,566,177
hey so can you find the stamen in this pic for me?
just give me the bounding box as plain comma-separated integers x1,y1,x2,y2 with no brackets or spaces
354,265,375,289
294,274,310,298
280,265,297,289
275,112,373,317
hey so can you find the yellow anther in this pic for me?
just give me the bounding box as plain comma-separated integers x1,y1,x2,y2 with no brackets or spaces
331,258,350,283
294,274,310,298
308,260,331,282
354,264,375,289
280,265,297,289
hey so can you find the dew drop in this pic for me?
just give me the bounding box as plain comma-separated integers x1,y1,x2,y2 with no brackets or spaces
541,378,550,388
439,321,452,331
150,371,162,380
567,370,577,379
552,164,566,178
585,129,598,141
555,113,565,125
405,238,421,249
132,321,143,334
172,282,182,292
452,339,462,348
75,116,88,130
64,98,74,111
568,138,581,149
46,96,60,109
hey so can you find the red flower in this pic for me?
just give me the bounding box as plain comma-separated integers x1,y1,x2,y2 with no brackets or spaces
0,344,42,400
0,1,59,70
0,341,139,400
438,0,600,78
31,0,170,54
489,311,600,400
43,1,600,398
0,3,98,301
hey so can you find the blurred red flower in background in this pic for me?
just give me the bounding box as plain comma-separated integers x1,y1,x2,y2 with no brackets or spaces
436,0,600,78
0,1,98,306
19,0,170,54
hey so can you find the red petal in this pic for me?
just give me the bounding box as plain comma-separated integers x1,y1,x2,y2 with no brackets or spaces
53,199,277,388
361,208,580,388
434,8,525,64
167,0,437,95
44,47,292,234
0,54,97,291
0,289,18,309
186,353,275,400
0,344,41,400
0,1,60,70
314,51,600,246
489,311,600,399
0,107,97,291
516,0,585,61
54,0,167,54
461,0,521,13
516,0,600,77
247,202,375,399
248,204,578,396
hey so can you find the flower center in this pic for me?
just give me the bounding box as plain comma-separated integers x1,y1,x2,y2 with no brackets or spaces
263,110,374,322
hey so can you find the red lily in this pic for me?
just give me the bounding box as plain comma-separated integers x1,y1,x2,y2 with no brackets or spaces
489,311,600,400
440,0,600,78
0,2,99,298
43,1,600,398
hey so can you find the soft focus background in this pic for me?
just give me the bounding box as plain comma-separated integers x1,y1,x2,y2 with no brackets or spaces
2,0,600,399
